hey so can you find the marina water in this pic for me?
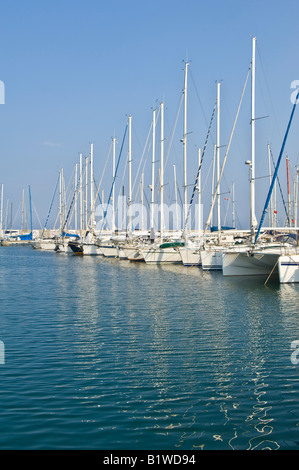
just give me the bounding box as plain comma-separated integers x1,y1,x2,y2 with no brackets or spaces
0,246,299,450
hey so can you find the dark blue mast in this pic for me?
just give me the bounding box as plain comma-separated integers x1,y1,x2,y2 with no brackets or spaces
254,90,299,245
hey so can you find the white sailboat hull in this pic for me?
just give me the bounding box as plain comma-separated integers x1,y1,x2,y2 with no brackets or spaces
117,247,128,259
222,250,278,276
99,245,118,257
56,241,72,253
201,249,223,270
122,246,144,261
140,247,182,264
82,243,102,255
31,240,57,251
179,246,201,266
278,255,299,283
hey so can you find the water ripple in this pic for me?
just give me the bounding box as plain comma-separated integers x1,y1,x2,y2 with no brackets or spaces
0,247,299,449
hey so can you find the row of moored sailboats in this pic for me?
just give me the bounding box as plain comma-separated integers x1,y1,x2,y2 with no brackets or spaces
5,37,299,284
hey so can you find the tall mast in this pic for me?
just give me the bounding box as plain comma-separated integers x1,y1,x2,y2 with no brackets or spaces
197,148,202,237
75,163,78,232
59,168,63,231
29,185,32,235
211,144,216,228
112,137,116,232
183,62,189,224
160,101,164,240
128,114,132,235
216,81,221,233
286,156,291,226
267,144,273,226
250,36,257,241
21,188,25,232
79,153,83,233
150,108,156,230
173,164,179,231
141,172,144,231
85,156,88,229
90,143,94,227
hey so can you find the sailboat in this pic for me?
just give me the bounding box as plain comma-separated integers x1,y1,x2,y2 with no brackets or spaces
223,39,299,282
179,149,203,266
140,100,184,264
199,81,226,270
1,186,33,246
67,144,105,256
142,64,191,265
32,168,77,251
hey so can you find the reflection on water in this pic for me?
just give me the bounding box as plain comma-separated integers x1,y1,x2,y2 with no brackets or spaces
0,247,299,449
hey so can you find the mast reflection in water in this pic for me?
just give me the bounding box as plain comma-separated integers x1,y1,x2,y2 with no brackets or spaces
0,246,298,449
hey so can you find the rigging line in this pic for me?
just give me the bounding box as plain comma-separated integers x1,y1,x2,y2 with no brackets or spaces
64,165,75,204
62,159,89,233
11,201,21,231
223,189,232,226
182,100,217,235
87,141,112,228
99,123,128,236
269,146,288,220
164,93,184,169
189,69,215,146
133,155,150,206
92,177,103,205
201,156,214,194
141,185,151,210
41,172,60,238
32,200,43,229
131,120,153,199
116,150,128,201
256,43,282,141
61,184,77,235
204,64,251,237
254,90,299,244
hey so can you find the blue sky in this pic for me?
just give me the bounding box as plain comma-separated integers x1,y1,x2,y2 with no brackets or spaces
1,0,299,230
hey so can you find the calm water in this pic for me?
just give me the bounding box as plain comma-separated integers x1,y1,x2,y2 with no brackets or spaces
0,245,299,450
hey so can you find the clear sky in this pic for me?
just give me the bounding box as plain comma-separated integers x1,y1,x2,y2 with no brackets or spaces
1,0,299,230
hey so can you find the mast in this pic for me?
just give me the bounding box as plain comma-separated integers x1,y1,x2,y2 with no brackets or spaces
112,137,116,233
29,185,32,236
183,62,189,225
75,163,78,232
150,108,156,230
79,153,83,233
254,89,299,244
197,148,202,237
216,81,221,233
160,101,164,240
128,114,132,235
85,156,88,230
59,168,63,232
141,172,144,231
90,143,94,228
173,164,179,231
21,188,25,232
286,156,291,226
211,144,216,228
267,144,273,226
250,36,257,242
